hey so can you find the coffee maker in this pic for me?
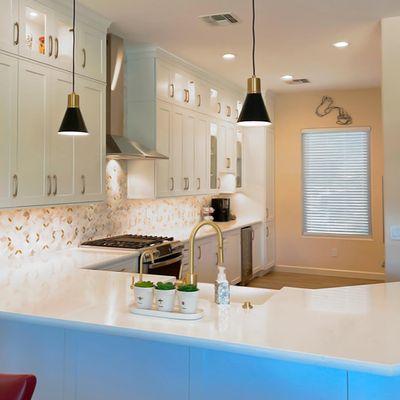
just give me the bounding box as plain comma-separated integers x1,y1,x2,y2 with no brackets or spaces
211,198,231,222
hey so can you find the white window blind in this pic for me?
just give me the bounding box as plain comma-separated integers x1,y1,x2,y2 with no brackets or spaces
302,129,371,236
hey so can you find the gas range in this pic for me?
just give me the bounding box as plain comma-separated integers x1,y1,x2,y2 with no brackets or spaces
80,235,184,278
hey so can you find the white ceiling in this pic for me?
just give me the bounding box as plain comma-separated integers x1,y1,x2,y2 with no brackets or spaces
80,0,400,92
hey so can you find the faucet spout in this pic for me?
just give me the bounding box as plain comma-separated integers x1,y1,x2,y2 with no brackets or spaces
185,220,225,286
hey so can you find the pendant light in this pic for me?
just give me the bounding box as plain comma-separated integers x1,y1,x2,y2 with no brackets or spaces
237,0,271,127
58,0,89,136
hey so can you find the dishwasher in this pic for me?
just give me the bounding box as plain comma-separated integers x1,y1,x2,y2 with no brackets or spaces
240,226,254,285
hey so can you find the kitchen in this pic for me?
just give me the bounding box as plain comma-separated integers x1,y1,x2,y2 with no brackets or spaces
0,0,400,399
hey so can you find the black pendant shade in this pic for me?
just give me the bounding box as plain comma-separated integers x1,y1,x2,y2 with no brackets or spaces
237,92,271,127
58,105,89,136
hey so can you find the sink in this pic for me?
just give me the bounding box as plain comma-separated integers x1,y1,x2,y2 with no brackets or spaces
197,283,275,306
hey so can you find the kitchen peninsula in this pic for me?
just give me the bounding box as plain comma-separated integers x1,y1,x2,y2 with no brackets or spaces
0,249,398,399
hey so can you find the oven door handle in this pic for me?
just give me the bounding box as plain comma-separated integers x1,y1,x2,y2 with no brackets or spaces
148,255,183,270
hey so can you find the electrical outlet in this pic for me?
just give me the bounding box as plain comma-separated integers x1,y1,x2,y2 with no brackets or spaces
390,226,400,241
331,248,338,257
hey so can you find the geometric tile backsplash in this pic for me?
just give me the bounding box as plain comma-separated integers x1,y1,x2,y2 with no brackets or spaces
0,160,210,258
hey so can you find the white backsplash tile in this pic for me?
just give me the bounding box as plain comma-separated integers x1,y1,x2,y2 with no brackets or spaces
0,160,210,258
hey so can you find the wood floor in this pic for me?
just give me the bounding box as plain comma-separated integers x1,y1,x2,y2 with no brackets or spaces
248,270,384,290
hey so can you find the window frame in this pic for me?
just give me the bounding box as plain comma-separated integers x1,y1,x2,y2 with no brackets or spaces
301,127,372,239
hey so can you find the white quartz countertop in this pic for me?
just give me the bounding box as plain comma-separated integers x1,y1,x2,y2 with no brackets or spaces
0,248,399,376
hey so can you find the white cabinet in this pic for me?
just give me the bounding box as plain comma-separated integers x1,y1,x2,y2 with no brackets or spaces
265,221,275,268
218,121,236,174
252,223,264,273
195,237,218,284
48,70,74,202
266,126,275,221
194,114,209,194
182,110,195,193
223,229,241,284
0,53,18,207
0,0,19,54
74,76,106,202
170,106,184,195
76,22,106,82
17,60,49,205
51,10,73,71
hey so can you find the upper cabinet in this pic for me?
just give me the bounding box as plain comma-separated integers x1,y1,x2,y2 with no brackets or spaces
126,47,244,199
0,0,19,55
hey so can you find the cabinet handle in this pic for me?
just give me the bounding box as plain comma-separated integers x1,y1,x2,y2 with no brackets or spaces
48,35,53,57
169,177,174,191
226,106,231,117
215,253,218,266
266,208,269,219
184,89,190,103
169,83,175,98
47,175,52,196
54,37,59,59
251,230,255,241
12,174,18,197
197,246,201,260
197,178,201,190
82,48,86,68
197,94,201,107
217,177,221,189
81,174,86,194
183,177,189,190
13,22,19,45
53,175,58,196
266,227,270,237
226,158,231,169
217,102,221,114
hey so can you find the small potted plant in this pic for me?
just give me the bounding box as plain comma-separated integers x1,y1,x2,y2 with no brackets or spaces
134,281,154,309
177,284,199,314
154,282,176,312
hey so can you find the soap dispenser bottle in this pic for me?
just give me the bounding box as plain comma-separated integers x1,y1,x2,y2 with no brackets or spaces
215,266,230,305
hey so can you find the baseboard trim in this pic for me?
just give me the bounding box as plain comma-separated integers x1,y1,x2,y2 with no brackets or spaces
273,264,385,281
252,265,274,278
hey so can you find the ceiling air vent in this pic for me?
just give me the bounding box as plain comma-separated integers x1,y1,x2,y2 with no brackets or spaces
286,78,310,85
200,13,239,26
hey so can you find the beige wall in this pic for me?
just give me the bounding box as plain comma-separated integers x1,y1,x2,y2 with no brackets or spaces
275,88,384,277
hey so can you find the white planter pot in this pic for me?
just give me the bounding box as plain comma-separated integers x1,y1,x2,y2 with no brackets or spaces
134,286,154,309
177,290,199,314
154,289,176,312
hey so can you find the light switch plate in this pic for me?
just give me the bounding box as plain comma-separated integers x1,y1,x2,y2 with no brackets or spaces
390,226,400,240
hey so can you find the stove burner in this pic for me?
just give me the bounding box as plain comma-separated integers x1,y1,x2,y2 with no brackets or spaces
81,234,174,250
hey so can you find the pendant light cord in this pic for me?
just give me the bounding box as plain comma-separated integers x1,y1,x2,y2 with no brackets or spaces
252,0,256,76
72,0,76,93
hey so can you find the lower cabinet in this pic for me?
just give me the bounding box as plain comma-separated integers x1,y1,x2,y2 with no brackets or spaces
223,229,241,284
195,236,218,283
252,223,264,273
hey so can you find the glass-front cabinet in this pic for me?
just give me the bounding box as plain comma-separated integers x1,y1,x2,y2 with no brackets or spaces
52,13,73,70
209,122,219,191
236,130,243,189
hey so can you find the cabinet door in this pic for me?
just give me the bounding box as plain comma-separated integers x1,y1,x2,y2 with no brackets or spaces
252,224,264,273
265,221,275,268
0,53,17,207
194,114,208,194
182,110,195,194
194,80,209,114
77,23,106,82
156,101,173,197
19,0,53,62
224,230,241,284
156,60,173,101
217,122,226,173
74,77,105,201
196,237,218,284
52,10,73,71
0,0,19,54
170,106,184,195
17,60,49,205
225,122,236,173
48,70,74,202
209,122,219,192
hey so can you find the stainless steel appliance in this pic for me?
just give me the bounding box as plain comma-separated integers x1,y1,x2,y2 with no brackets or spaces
240,227,254,285
211,198,231,222
81,235,184,278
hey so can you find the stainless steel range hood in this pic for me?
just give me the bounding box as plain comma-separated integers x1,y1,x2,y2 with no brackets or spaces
106,34,168,160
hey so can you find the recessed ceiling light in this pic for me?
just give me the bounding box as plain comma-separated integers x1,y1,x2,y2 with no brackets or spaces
333,41,349,48
280,75,293,81
222,53,236,60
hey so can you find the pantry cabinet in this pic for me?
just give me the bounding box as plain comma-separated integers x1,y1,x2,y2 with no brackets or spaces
0,53,18,207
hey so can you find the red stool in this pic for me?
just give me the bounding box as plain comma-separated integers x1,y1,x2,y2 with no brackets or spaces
0,374,37,400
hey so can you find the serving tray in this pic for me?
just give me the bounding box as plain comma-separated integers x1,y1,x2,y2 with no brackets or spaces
130,305,204,320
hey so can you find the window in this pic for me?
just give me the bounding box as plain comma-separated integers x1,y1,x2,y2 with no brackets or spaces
302,128,371,236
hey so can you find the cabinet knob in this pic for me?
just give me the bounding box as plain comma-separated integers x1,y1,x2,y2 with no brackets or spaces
197,94,201,107
226,158,231,169
169,177,174,191
169,83,175,98
226,106,231,117
197,246,202,260
217,102,221,114
184,89,190,103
